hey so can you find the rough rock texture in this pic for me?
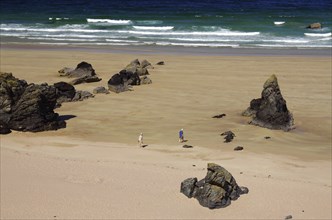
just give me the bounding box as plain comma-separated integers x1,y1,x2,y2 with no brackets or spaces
54,81,94,107
212,113,226,118
234,146,244,151
0,72,66,133
124,59,152,76
306,23,321,29
221,131,235,143
93,86,110,94
242,74,294,131
180,163,248,209
108,70,140,93
58,61,102,85
140,76,152,85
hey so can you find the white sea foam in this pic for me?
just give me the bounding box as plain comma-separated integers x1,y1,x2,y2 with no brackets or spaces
274,21,285,25
155,42,239,48
86,18,132,25
304,32,332,37
133,26,174,31
106,39,139,43
116,30,260,36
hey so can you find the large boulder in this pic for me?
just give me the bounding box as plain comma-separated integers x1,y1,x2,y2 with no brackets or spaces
58,61,102,85
108,70,140,93
124,59,152,76
0,72,66,133
180,163,248,209
242,74,294,131
53,81,94,107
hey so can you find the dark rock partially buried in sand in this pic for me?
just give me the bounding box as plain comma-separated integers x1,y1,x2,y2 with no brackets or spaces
221,131,235,143
242,74,294,131
93,86,110,94
180,163,248,209
212,113,226,118
0,72,66,134
234,146,244,151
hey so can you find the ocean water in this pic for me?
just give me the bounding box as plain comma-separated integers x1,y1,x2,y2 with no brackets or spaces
0,0,331,49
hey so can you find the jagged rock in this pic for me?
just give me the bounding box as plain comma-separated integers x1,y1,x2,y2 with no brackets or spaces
93,86,109,94
0,119,11,134
0,72,66,133
125,59,150,76
156,61,165,65
180,163,248,209
306,23,321,29
242,74,294,131
140,76,152,84
221,131,235,143
108,70,140,93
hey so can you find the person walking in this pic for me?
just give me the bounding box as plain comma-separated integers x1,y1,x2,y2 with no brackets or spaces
138,133,143,147
179,128,184,143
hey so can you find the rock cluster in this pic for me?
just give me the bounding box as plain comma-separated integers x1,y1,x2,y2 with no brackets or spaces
180,163,248,209
221,131,235,143
58,61,102,85
0,72,66,134
54,81,94,107
108,59,153,93
242,74,294,131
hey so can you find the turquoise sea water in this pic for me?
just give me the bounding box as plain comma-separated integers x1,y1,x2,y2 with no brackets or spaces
1,0,331,49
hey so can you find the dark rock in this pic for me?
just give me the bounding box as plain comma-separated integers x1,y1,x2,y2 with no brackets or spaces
156,61,165,65
182,145,193,148
264,136,271,139
306,23,321,29
234,146,243,151
180,177,198,198
54,81,76,105
0,72,66,133
285,215,292,220
140,59,153,69
93,86,109,94
180,163,248,209
221,131,235,143
54,81,94,106
108,71,140,93
0,119,11,134
212,113,226,118
242,74,294,131
58,61,96,78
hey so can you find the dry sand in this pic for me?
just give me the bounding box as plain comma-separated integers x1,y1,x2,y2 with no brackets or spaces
0,45,331,219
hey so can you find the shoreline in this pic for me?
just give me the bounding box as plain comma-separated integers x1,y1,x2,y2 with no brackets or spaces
1,42,331,57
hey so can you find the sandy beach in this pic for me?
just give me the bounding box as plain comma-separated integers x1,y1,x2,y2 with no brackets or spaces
0,45,331,219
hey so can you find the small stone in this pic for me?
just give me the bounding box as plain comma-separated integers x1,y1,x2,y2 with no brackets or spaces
192,164,196,167
268,175,271,178
285,215,292,220
240,172,243,174
212,113,226,118
264,136,271,139
234,146,244,151
183,145,193,148
156,61,165,65
221,131,235,143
